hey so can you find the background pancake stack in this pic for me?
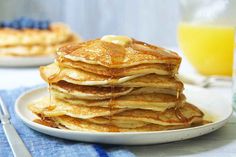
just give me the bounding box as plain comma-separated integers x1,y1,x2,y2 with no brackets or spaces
29,35,207,132
0,18,79,57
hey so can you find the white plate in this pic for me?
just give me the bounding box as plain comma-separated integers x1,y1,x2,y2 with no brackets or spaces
0,55,54,67
15,85,232,145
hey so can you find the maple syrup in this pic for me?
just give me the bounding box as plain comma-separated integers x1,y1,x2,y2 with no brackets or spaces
33,119,57,128
101,35,129,132
175,108,188,126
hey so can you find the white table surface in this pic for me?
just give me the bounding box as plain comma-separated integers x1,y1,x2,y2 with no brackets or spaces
0,51,235,157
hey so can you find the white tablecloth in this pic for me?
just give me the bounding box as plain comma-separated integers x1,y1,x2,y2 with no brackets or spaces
0,52,235,157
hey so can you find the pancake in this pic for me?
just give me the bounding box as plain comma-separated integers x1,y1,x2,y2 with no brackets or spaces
87,117,148,128
28,97,125,119
0,35,78,56
129,87,179,96
0,23,73,46
120,74,183,90
40,63,183,89
51,79,181,100
57,57,178,76
57,39,181,68
40,63,147,85
46,116,189,132
51,81,133,100
110,103,204,126
51,91,186,112
87,103,204,128
52,83,179,101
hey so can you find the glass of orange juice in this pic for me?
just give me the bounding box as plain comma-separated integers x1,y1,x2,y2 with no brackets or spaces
178,0,236,76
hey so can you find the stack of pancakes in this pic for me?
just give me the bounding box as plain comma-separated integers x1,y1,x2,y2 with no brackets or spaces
29,35,207,132
0,23,79,57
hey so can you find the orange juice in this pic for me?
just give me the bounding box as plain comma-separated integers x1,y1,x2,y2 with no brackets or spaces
178,23,234,76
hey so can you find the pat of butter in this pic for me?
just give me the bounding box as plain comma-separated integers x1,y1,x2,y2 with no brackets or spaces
101,35,132,46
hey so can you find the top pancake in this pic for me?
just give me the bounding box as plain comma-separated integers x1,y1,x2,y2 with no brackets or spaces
57,39,181,68
0,23,73,46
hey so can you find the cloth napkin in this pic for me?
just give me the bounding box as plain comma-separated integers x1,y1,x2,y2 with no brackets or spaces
0,86,136,157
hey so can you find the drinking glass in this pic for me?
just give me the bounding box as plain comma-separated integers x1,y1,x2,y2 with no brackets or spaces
178,0,236,76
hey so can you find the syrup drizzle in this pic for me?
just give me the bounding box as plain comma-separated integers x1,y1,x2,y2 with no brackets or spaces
49,83,52,104
108,72,118,132
33,118,57,128
175,107,188,126
106,40,126,132
176,89,180,99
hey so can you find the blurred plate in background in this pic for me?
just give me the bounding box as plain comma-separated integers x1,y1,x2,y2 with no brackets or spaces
0,56,54,67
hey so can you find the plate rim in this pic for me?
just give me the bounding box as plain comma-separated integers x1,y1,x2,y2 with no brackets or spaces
15,85,233,136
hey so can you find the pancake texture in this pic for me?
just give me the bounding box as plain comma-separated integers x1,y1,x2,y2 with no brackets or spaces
29,97,125,119
57,39,181,68
57,57,178,76
29,35,209,132
51,81,134,100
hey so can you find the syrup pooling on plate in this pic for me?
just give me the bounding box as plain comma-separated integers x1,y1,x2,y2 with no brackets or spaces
30,35,211,132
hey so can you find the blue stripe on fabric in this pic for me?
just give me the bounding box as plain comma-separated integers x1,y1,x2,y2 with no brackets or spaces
93,144,109,157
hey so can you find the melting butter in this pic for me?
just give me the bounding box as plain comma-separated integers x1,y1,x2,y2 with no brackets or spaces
101,35,132,46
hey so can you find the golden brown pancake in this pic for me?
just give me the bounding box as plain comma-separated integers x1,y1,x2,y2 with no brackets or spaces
43,115,191,132
110,103,204,126
51,79,182,100
40,63,145,85
51,81,133,100
57,39,181,68
57,57,178,77
87,117,148,128
51,91,186,112
28,97,126,119
120,74,183,90
129,87,179,96
40,63,183,90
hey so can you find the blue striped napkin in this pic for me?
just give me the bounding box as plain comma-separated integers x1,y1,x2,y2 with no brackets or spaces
0,86,135,157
